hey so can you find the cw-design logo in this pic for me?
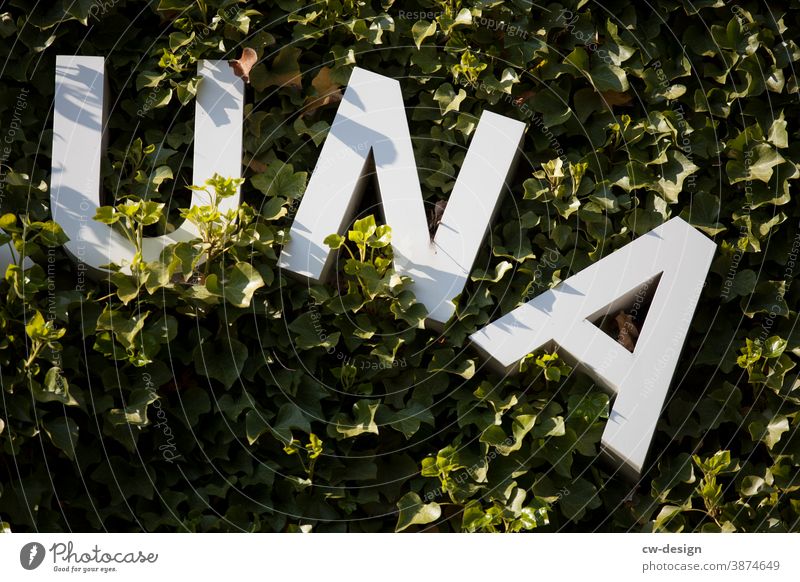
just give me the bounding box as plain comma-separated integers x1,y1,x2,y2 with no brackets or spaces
16,56,715,478
19,542,46,570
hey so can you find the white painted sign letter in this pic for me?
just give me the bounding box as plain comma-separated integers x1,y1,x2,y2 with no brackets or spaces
470,218,715,477
50,56,243,272
279,67,525,325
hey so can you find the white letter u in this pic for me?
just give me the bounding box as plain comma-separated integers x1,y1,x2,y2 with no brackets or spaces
49,56,243,273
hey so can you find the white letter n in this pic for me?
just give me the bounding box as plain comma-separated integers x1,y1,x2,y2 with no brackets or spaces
279,68,525,325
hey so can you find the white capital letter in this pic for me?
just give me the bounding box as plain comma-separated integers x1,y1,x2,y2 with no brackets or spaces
470,218,716,477
279,67,525,324
50,56,243,272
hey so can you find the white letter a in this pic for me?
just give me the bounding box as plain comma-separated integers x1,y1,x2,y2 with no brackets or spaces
471,218,715,477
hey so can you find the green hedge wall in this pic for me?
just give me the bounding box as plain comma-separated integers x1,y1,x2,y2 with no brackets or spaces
1,0,799,532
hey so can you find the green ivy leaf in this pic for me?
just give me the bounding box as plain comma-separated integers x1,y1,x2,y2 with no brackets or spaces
223,263,264,308
395,492,441,531
559,477,601,521
194,338,248,389
727,144,785,184
333,400,379,438
411,20,437,49
748,415,789,450
251,162,308,199
44,417,79,460
591,62,629,92
433,83,467,115
33,367,78,406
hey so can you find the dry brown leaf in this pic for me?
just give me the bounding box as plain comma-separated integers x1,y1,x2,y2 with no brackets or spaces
428,200,447,236
247,158,268,173
304,67,342,115
513,89,536,107
229,47,258,84
614,310,639,352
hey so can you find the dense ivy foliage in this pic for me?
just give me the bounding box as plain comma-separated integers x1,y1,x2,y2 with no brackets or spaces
1,0,800,532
